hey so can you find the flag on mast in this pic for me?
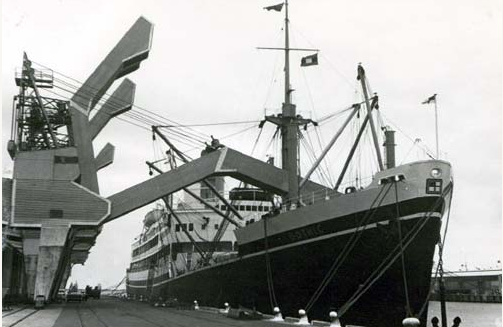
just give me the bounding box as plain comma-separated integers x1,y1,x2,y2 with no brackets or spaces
301,53,318,67
422,94,437,104
264,3,284,11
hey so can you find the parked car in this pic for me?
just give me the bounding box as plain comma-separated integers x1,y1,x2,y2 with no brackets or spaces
56,289,66,302
66,290,85,302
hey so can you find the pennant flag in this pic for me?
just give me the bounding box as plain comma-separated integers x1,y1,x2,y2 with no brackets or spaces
422,93,437,104
264,3,284,12
301,53,318,67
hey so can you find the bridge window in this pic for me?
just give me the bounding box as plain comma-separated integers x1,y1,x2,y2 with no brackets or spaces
239,205,245,211
246,205,251,211
188,223,194,231
131,235,159,257
181,224,187,231
426,179,442,194
175,224,180,232
379,174,406,185
214,224,219,230
264,206,269,211
252,205,257,211
258,205,263,211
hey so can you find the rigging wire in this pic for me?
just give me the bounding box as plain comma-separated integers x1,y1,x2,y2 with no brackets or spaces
32,60,211,140
394,181,412,317
298,133,331,187
49,78,209,144
49,78,209,148
417,181,454,316
262,28,285,110
157,120,260,128
303,131,334,187
289,22,357,92
304,183,394,312
44,86,209,157
380,112,435,159
299,131,333,187
42,88,150,131
339,183,453,316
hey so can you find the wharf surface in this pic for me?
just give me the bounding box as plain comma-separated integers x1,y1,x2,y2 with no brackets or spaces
2,297,326,327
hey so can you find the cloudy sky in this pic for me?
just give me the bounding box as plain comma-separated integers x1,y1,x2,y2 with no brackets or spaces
2,0,501,288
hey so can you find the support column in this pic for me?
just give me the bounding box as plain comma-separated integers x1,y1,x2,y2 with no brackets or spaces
33,225,69,301
2,246,14,298
60,264,72,290
22,237,40,300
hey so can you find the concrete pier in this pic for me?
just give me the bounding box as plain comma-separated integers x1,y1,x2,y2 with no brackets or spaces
33,226,70,300
2,297,330,327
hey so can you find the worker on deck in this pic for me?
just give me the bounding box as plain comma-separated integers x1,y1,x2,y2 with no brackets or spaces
201,135,224,156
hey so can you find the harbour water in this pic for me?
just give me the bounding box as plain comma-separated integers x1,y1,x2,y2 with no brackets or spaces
428,301,502,327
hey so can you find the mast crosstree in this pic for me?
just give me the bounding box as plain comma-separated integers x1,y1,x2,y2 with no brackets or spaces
259,0,318,207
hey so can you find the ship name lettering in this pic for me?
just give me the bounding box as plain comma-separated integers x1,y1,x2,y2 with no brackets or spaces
288,224,324,242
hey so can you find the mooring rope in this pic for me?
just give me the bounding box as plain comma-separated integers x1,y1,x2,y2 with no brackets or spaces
263,215,278,309
339,182,453,316
417,180,454,316
304,182,394,312
394,181,412,316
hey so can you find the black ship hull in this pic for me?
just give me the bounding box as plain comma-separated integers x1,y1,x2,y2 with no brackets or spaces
128,211,441,327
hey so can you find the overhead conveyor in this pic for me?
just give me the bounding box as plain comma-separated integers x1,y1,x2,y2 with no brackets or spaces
107,147,329,222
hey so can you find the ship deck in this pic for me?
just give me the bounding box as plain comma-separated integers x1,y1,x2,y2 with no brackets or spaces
2,297,339,327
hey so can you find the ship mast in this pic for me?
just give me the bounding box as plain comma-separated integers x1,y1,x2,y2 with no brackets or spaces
280,0,300,205
259,0,317,208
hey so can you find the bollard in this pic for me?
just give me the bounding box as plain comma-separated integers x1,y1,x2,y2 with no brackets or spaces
296,309,310,325
329,311,341,327
219,302,230,314
452,317,462,327
270,306,284,321
402,317,420,326
194,300,199,310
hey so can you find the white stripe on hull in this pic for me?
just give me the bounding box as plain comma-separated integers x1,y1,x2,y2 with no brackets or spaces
126,212,440,289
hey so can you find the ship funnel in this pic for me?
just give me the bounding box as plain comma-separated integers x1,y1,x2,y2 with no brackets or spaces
383,127,396,169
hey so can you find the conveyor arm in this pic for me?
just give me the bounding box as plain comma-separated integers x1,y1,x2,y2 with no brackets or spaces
107,147,327,222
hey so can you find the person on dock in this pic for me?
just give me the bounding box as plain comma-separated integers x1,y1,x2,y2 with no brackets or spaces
452,316,462,327
431,316,439,327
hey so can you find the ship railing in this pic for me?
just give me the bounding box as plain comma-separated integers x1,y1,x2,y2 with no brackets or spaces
15,67,54,87
282,176,374,210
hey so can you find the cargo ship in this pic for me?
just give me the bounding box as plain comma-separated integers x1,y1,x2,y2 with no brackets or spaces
126,2,453,326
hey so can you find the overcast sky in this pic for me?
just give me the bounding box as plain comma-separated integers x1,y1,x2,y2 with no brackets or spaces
2,0,501,288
